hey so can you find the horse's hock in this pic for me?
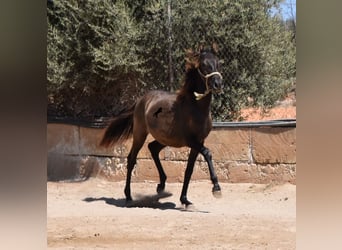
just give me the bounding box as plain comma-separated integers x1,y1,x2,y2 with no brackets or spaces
47,121,296,184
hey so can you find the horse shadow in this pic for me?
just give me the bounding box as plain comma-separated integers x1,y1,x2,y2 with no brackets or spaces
83,196,179,210
83,192,209,213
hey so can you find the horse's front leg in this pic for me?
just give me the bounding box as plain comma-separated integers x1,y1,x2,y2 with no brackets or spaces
199,146,222,197
180,148,199,206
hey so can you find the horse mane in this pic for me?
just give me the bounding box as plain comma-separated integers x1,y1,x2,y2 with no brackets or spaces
184,49,200,71
176,49,200,97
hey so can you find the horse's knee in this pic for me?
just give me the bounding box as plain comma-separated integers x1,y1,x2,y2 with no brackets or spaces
201,147,212,161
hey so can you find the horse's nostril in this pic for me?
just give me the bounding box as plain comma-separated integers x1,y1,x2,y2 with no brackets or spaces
213,81,221,89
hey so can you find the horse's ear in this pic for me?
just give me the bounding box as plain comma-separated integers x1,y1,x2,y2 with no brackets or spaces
212,42,219,54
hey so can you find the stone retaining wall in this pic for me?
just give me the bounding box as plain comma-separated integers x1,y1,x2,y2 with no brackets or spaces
47,123,296,184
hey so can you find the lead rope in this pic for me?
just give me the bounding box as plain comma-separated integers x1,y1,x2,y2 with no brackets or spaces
194,69,223,100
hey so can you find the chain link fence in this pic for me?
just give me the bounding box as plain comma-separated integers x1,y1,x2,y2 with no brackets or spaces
138,0,296,121
47,0,296,122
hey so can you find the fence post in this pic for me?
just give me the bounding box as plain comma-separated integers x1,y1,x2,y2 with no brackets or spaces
167,0,174,91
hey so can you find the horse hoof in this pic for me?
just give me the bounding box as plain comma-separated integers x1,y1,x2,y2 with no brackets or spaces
180,196,192,207
183,203,197,212
212,190,222,198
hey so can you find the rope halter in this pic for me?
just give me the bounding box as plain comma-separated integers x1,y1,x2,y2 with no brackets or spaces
194,68,223,100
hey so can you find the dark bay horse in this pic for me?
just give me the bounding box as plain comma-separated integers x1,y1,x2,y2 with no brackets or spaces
100,45,223,206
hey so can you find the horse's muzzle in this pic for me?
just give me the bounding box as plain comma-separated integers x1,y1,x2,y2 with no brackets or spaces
211,78,223,94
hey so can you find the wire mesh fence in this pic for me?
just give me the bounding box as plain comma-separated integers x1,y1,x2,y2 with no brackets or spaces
47,0,296,122
137,0,296,120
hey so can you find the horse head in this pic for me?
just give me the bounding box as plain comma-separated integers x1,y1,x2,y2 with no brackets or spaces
185,43,223,100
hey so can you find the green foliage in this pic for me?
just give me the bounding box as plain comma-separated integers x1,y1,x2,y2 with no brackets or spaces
47,0,145,117
167,0,296,120
47,0,296,121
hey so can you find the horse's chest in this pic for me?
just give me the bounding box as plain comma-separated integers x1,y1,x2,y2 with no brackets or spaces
187,115,211,139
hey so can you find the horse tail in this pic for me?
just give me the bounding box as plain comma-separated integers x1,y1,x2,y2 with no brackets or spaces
100,104,135,147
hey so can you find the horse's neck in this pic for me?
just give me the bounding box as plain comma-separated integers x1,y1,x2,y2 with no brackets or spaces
178,69,200,95
177,71,212,115
196,93,212,116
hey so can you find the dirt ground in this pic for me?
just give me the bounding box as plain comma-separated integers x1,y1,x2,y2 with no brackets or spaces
239,91,296,121
47,178,296,249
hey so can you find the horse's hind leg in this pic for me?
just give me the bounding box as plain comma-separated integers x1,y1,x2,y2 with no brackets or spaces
148,140,166,193
124,133,147,202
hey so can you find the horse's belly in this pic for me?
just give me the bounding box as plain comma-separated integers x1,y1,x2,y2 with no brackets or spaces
146,113,185,147
151,132,186,148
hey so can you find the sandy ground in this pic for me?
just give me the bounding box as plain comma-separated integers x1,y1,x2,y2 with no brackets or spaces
47,178,296,249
